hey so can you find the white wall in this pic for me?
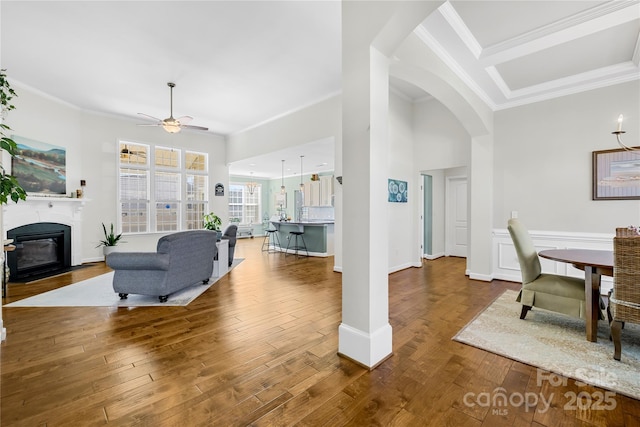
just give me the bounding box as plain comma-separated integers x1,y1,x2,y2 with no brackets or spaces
412,98,470,259
226,95,341,163
6,84,228,260
413,98,471,171
388,91,418,271
493,80,640,233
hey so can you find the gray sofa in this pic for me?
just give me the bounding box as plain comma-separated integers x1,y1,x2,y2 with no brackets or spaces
106,230,218,302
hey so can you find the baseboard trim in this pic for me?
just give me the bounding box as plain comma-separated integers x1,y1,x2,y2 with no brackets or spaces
469,272,493,282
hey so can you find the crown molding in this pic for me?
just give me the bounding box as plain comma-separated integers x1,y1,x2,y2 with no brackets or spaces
508,62,639,99
495,65,640,111
480,0,640,66
439,1,482,58
414,26,496,110
633,32,640,67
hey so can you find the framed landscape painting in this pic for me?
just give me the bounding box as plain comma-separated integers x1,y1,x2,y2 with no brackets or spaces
592,147,640,200
11,136,66,195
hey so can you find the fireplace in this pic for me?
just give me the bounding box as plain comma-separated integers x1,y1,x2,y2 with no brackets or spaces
6,222,72,281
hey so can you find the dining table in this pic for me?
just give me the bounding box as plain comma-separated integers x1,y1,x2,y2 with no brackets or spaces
538,248,614,343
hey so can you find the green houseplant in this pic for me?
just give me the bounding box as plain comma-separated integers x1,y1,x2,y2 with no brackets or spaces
0,69,27,205
203,212,222,231
96,223,124,255
203,212,222,240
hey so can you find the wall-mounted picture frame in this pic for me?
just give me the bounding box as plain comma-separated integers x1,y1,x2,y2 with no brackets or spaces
11,135,66,195
592,147,640,200
388,178,408,203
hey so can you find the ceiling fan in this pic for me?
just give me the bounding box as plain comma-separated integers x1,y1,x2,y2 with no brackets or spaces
137,82,208,134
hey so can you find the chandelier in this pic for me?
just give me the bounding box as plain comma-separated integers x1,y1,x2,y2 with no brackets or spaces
246,172,257,195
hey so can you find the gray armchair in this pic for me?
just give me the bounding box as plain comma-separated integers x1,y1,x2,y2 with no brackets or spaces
221,224,237,267
508,219,588,320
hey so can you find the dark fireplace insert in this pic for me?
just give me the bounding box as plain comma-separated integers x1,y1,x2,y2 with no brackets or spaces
6,222,72,282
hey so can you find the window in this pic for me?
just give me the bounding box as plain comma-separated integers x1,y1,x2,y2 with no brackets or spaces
228,183,261,225
118,141,208,234
185,152,208,230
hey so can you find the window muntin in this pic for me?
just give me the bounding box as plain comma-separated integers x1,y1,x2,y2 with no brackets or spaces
155,146,179,168
119,142,148,165
186,151,206,171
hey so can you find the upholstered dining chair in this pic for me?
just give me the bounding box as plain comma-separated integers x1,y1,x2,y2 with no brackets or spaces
507,219,588,320
221,224,238,267
610,228,640,361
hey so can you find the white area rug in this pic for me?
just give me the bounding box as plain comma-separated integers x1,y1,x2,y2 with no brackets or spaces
453,290,640,400
4,259,243,308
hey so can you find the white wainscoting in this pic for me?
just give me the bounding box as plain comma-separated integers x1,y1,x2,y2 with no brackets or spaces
492,228,615,295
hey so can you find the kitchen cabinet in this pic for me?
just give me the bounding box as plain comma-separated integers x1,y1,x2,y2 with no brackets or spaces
304,175,333,207
304,181,320,206
320,175,333,206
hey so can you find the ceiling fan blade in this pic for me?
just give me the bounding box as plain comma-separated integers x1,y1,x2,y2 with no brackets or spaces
182,124,209,131
175,116,193,125
136,123,161,127
137,112,162,122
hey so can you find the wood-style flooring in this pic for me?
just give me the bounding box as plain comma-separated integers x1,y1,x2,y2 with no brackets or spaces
1,238,639,426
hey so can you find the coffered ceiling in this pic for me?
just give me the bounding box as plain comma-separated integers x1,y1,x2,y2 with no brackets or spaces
418,0,640,109
1,1,638,178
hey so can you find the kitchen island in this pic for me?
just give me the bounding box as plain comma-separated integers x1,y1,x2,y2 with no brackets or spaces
270,221,334,257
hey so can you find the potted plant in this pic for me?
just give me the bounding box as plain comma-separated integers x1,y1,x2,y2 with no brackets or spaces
203,212,222,240
0,69,27,205
96,223,124,256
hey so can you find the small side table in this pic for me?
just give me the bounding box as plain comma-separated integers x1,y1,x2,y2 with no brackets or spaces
213,239,229,277
2,244,16,298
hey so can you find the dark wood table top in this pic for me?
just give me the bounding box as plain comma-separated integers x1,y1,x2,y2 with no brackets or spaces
538,248,613,274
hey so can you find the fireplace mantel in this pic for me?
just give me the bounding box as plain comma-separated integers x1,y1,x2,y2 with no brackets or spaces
3,196,89,266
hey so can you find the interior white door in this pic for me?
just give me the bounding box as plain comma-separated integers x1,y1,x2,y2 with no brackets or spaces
447,177,468,258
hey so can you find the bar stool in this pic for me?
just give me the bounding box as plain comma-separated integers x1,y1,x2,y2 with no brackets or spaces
286,230,308,258
262,228,281,253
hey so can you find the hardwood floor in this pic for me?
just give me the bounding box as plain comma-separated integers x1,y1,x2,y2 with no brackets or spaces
1,238,639,426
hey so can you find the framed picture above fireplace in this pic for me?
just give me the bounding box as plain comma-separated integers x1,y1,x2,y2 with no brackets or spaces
11,135,66,195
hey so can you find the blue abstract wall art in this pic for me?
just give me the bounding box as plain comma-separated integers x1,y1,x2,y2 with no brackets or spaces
388,179,407,203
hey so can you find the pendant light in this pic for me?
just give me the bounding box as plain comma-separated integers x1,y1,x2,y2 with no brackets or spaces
299,155,304,191
280,160,286,194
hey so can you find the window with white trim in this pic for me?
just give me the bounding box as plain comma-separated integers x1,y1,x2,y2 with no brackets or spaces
228,183,261,225
118,141,208,234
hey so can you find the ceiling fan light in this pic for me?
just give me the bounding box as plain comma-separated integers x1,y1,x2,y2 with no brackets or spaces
162,122,181,133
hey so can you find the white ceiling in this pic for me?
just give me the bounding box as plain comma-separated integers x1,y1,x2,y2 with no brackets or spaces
2,1,638,179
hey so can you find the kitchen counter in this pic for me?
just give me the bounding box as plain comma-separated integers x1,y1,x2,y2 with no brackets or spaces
270,221,334,256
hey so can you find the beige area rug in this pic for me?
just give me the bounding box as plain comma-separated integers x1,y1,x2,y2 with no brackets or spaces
453,290,640,400
4,259,243,308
